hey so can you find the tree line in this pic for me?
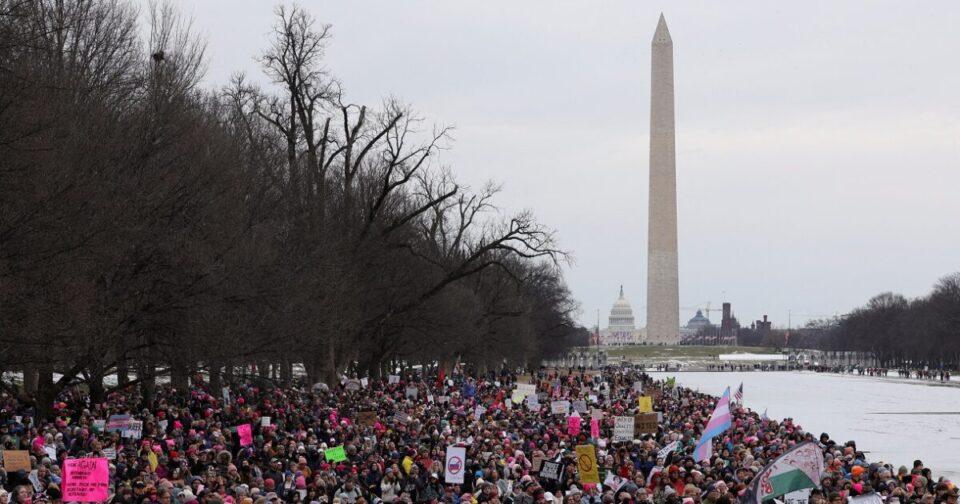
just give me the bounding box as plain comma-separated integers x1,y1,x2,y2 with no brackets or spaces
0,1,587,415
786,273,960,369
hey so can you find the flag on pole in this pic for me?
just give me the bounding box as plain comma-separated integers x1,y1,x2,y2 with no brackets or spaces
734,382,744,403
693,386,732,462
761,408,769,421
747,441,824,504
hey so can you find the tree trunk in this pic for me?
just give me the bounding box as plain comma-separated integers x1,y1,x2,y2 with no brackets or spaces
280,357,292,387
88,367,106,405
208,361,221,393
36,367,55,420
22,365,39,396
171,361,190,397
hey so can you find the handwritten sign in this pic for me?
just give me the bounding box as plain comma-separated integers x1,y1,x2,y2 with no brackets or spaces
324,445,347,462
567,414,581,436
590,418,600,438
2,450,31,472
613,416,634,442
550,401,569,415
405,387,419,399
63,458,109,502
357,411,377,427
388,375,400,384
634,413,658,434
237,424,253,446
122,420,142,439
261,416,271,427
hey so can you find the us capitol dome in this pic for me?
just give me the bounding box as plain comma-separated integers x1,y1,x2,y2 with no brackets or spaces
596,286,644,346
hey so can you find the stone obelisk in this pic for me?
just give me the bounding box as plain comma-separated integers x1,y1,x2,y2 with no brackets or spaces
646,14,680,345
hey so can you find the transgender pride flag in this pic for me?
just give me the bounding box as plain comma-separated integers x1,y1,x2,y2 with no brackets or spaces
694,386,732,462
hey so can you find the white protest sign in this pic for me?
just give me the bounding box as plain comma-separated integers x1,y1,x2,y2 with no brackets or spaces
43,446,57,460
445,446,466,484
261,417,271,427
158,420,168,432
222,387,231,403
591,408,604,421
550,401,569,415
405,387,419,399
572,400,588,414
604,473,627,493
474,406,485,421
123,420,143,439
613,416,634,442
102,447,117,460
784,489,813,504
657,440,678,460
388,375,400,384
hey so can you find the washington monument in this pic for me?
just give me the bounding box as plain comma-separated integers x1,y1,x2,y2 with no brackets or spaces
646,14,680,344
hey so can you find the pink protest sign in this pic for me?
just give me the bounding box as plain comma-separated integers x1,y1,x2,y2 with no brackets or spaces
567,415,581,436
238,423,253,446
590,418,600,438
63,458,109,502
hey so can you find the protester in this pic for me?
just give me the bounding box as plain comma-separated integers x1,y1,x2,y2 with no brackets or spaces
0,367,955,504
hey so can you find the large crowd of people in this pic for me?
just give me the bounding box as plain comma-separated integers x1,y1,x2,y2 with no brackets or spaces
0,367,956,504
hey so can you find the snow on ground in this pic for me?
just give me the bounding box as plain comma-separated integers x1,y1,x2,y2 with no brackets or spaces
648,371,960,480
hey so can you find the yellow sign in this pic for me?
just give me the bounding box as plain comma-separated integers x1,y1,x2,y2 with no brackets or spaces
575,444,599,484
638,396,653,413
402,456,414,474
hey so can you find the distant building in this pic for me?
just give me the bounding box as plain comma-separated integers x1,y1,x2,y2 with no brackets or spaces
680,302,739,345
596,287,644,346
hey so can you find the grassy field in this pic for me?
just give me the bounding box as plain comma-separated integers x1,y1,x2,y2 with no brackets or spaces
599,345,776,361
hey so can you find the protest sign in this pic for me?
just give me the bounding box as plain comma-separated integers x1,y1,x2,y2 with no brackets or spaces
63,458,109,502
238,424,253,446
445,446,466,484
158,419,168,432
2,450,31,472
657,440,679,460
123,420,143,439
324,445,347,462
540,461,562,480
405,387,418,399
591,408,604,421
572,400,588,414
604,473,627,493
567,414,581,436
784,489,812,504
474,405,485,421
550,401,569,415
532,455,545,473
357,411,377,427
222,387,231,403
105,415,131,433
261,416,271,427
102,447,117,460
590,418,600,438
613,416,635,442
388,375,400,384
575,444,600,484
638,396,653,413
635,413,658,434
344,379,363,392
92,419,106,432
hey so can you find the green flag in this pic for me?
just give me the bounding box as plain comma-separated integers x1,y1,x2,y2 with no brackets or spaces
666,377,676,388
324,445,347,462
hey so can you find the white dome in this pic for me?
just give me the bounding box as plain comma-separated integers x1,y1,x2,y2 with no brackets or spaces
608,286,636,331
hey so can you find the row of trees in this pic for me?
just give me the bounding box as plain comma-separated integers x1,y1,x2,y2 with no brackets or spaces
0,1,587,414
804,273,960,369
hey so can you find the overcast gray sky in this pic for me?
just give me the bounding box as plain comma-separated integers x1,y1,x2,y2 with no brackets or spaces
177,1,959,330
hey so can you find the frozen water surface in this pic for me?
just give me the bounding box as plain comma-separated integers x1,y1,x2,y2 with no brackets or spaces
648,371,960,480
